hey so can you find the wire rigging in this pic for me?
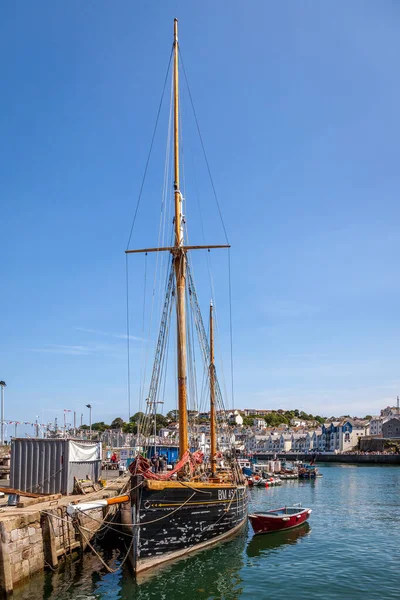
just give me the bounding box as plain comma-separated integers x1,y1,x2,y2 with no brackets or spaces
126,46,174,251
125,254,131,420
178,48,230,246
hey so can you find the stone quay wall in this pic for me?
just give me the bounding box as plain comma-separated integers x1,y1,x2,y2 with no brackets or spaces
0,513,44,588
0,482,127,595
254,452,400,465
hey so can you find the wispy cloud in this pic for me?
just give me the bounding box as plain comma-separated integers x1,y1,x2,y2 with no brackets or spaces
75,327,143,342
30,342,125,357
31,344,93,356
75,327,110,336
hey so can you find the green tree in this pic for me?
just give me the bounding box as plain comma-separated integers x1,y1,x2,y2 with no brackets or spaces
154,414,168,428
130,412,145,423
122,421,137,434
166,410,179,422
264,412,288,427
92,422,110,432
110,417,124,429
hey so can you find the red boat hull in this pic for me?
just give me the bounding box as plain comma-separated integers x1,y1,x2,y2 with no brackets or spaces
249,507,311,535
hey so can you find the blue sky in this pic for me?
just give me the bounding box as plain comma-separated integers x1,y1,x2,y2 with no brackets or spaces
1,1,400,433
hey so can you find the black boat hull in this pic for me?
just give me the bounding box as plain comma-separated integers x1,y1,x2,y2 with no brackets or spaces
131,478,248,573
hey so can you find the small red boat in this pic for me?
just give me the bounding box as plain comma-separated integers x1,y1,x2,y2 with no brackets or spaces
249,506,312,535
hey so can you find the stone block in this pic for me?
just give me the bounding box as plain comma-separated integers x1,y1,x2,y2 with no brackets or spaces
22,547,34,561
22,559,29,578
30,554,44,572
28,527,36,537
30,532,42,544
12,562,22,578
10,529,19,542
3,520,16,533
10,551,22,565
16,517,26,529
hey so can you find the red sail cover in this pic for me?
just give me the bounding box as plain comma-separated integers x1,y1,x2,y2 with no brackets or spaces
129,450,204,480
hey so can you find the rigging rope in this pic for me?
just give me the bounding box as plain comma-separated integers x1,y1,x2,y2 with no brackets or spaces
228,249,235,411
180,49,236,415
178,48,230,246
125,255,131,420
126,46,173,250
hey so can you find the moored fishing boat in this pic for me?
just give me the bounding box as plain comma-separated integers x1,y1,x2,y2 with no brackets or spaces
125,19,248,575
298,464,320,478
249,506,312,535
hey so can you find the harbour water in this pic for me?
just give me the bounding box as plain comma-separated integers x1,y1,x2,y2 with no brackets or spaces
13,464,400,599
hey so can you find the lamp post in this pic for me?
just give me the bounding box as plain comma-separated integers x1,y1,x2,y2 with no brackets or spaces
0,382,6,446
86,404,92,439
63,409,71,438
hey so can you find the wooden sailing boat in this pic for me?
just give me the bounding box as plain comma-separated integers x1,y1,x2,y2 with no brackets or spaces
126,19,248,575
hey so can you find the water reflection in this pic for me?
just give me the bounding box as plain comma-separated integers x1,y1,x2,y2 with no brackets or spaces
246,523,310,558
14,529,248,600
122,530,247,600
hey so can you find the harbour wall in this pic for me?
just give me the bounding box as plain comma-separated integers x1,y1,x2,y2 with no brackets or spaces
0,480,128,595
254,453,400,465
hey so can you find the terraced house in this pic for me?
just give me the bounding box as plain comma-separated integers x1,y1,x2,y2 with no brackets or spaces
320,420,368,452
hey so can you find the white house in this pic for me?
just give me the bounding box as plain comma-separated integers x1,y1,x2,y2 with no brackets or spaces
320,420,368,452
310,429,322,450
380,406,400,419
290,418,307,427
369,416,383,436
280,433,293,452
228,411,243,426
291,433,311,452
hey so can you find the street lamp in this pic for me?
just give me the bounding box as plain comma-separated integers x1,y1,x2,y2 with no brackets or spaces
0,382,6,445
86,404,92,439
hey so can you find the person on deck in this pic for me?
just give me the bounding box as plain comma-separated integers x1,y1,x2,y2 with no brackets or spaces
151,454,159,473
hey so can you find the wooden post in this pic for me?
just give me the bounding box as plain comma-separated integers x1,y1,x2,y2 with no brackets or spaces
41,513,58,569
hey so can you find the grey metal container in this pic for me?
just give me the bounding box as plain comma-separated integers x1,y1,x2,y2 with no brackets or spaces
10,438,102,495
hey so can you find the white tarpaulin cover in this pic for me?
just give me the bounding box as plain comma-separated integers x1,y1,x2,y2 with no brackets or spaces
68,441,101,463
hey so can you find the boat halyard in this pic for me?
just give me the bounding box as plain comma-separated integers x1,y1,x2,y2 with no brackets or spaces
125,19,248,575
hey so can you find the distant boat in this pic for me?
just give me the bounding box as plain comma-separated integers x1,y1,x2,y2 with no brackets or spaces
249,506,312,535
298,464,321,478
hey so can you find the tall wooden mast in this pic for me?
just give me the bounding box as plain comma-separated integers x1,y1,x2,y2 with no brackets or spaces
173,18,188,457
209,301,217,476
